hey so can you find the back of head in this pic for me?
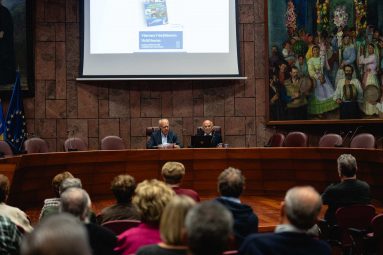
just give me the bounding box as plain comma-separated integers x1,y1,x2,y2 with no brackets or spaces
337,154,357,178
111,174,136,204
185,201,233,255
133,179,175,224
59,177,82,194
60,188,90,221
21,213,91,255
284,186,322,230
0,174,9,203
52,171,74,197
160,195,196,246
217,167,245,198
161,162,185,184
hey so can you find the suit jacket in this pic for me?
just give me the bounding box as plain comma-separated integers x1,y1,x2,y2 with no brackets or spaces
196,130,223,147
321,179,370,224
215,197,258,247
240,232,331,255
146,130,182,149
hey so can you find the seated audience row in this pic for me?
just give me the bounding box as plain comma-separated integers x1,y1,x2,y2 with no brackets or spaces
0,153,373,255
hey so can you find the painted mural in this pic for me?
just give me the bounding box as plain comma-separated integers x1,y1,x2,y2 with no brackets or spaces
268,0,383,121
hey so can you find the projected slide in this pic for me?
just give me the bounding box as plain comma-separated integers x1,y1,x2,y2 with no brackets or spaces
90,0,229,54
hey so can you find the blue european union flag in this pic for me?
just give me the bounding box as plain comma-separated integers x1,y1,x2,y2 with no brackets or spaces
0,98,5,141
4,72,27,153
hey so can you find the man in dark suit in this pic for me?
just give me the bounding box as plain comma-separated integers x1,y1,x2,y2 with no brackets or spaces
60,188,117,255
321,154,370,225
146,118,182,149
240,186,331,255
196,120,222,147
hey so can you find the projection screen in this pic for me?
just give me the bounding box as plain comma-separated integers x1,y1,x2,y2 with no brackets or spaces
79,0,241,79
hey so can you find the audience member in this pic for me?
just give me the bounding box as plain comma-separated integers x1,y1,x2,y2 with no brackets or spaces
185,201,233,255
115,179,175,255
97,175,140,224
196,120,222,147
137,195,196,255
240,186,331,255
161,162,200,202
215,167,258,247
0,174,33,232
60,188,117,255
0,215,22,255
39,176,83,221
39,171,74,220
322,154,371,225
147,119,182,149
21,213,91,255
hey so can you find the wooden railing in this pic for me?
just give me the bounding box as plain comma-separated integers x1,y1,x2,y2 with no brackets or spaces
1,148,383,210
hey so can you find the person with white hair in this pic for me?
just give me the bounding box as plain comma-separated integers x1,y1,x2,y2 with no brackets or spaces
146,119,182,149
185,201,234,255
60,188,117,255
322,154,370,224
21,213,92,255
240,186,331,255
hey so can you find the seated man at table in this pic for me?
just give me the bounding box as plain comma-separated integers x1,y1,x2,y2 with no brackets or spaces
321,154,370,225
146,119,182,149
195,120,222,147
240,186,331,255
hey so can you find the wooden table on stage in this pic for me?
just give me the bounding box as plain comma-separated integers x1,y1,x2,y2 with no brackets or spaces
1,147,383,211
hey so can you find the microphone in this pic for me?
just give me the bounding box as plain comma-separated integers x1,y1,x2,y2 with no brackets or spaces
348,126,364,146
335,131,352,147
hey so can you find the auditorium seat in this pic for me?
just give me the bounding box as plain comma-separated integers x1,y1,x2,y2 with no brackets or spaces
350,213,383,255
0,141,13,157
146,127,160,141
334,204,376,252
350,133,376,149
24,137,49,153
196,126,222,136
265,133,285,147
64,137,87,151
101,136,125,150
318,134,343,147
283,132,308,147
101,219,141,235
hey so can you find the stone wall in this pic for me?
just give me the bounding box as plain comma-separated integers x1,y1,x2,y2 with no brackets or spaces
23,0,269,151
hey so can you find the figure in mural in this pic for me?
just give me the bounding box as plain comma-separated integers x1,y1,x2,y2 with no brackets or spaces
283,66,308,120
335,34,357,87
269,71,287,120
307,45,338,117
333,64,363,119
359,42,380,116
0,1,16,85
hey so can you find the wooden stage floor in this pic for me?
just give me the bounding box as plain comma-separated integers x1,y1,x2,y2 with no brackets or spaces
24,195,316,232
25,194,383,232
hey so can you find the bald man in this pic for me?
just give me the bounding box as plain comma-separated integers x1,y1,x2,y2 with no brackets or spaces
240,186,331,255
146,119,182,149
195,120,222,147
